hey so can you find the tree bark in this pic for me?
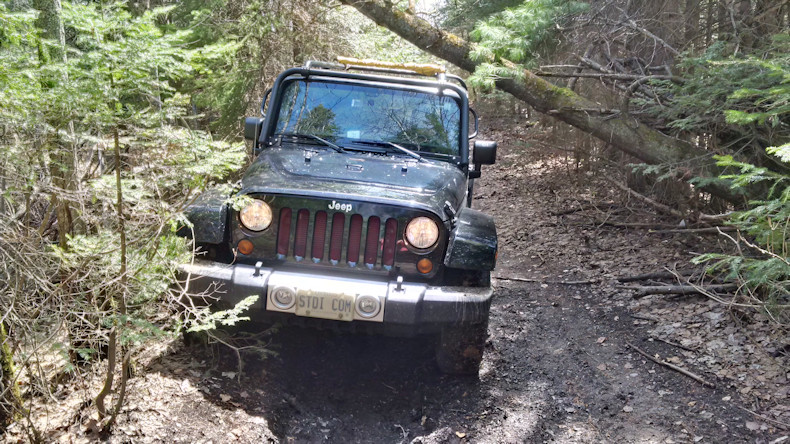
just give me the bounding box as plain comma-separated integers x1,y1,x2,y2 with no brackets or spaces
340,0,740,203
0,322,22,431
34,0,65,62
34,0,73,248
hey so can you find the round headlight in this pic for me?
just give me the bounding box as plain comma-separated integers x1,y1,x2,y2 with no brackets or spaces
239,199,272,231
405,216,439,250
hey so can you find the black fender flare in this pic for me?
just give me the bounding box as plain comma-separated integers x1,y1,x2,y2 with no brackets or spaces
178,188,231,245
443,207,497,271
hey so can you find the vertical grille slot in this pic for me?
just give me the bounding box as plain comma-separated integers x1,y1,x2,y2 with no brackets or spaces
382,218,398,268
347,214,363,266
311,211,327,262
293,209,309,260
364,216,380,268
329,212,345,264
276,208,292,258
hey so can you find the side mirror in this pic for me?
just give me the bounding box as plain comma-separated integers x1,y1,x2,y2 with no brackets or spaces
244,117,264,153
473,140,497,165
244,117,264,141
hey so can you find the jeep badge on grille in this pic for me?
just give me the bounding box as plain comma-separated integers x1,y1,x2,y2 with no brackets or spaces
328,200,353,212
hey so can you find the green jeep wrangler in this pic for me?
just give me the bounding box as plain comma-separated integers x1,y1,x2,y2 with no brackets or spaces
179,59,498,374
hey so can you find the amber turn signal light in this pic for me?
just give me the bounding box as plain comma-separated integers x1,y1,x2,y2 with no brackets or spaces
416,258,433,274
237,239,254,255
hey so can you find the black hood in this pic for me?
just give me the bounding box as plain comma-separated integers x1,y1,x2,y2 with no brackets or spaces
238,147,468,220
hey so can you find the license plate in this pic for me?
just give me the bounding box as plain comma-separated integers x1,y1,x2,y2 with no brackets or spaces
294,289,354,321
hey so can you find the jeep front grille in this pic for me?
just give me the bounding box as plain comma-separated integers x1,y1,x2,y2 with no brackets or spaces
275,208,398,270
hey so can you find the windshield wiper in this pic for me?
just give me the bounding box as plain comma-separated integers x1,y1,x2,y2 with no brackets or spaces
276,132,345,153
351,139,423,162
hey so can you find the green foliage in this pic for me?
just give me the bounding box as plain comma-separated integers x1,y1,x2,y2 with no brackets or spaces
170,0,354,132
441,0,524,34
467,0,587,89
767,143,790,163
692,123,789,314
648,36,789,151
186,296,259,332
632,32,790,314
468,62,524,90
0,1,248,417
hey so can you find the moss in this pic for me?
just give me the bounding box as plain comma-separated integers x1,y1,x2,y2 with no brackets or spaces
0,322,22,429
445,32,468,49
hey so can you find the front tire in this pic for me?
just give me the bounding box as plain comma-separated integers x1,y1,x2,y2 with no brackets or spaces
435,320,488,375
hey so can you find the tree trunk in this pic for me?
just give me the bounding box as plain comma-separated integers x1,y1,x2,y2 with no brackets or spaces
685,0,701,52
33,0,65,62
0,322,22,431
340,0,740,203
34,0,73,248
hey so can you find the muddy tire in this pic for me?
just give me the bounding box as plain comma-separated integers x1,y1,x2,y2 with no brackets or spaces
435,321,488,375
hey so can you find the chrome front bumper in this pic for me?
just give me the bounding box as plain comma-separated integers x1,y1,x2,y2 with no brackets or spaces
178,260,493,329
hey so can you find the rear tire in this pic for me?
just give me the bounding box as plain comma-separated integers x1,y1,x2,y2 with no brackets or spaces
435,320,488,375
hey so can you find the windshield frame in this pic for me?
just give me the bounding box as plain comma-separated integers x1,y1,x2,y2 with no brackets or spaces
259,68,470,168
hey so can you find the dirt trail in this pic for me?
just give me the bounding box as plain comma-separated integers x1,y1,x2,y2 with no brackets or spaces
12,116,787,443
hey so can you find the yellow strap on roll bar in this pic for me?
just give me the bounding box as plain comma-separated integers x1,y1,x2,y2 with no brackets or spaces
337,56,446,76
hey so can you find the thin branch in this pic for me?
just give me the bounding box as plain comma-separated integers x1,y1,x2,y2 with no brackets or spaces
627,341,714,388
569,44,595,91
535,72,682,82
494,276,599,285
618,270,695,282
623,19,680,56
736,405,790,431
607,178,685,219
622,283,738,298
650,226,737,234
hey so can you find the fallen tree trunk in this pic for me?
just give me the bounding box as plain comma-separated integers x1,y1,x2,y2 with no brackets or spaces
340,0,740,203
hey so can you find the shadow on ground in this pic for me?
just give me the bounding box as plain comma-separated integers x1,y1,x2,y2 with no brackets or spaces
150,320,551,443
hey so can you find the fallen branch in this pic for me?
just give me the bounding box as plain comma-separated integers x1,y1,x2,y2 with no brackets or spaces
551,201,618,216
630,313,659,322
494,276,540,283
621,283,738,298
650,226,737,234
627,341,715,388
590,220,677,229
495,276,600,285
624,19,680,56
607,178,685,219
546,107,624,115
679,277,790,309
618,270,695,282
568,44,593,91
697,212,735,223
535,71,681,82
737,405,790,431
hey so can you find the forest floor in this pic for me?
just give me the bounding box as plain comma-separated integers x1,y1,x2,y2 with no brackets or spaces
5,115,789,443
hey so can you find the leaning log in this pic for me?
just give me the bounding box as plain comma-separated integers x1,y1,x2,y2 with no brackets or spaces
340,0,740,203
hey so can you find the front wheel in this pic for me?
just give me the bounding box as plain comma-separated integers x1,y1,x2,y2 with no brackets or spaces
435,321,488,375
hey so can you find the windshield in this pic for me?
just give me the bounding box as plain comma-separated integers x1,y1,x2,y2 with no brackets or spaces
274,79,461,156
